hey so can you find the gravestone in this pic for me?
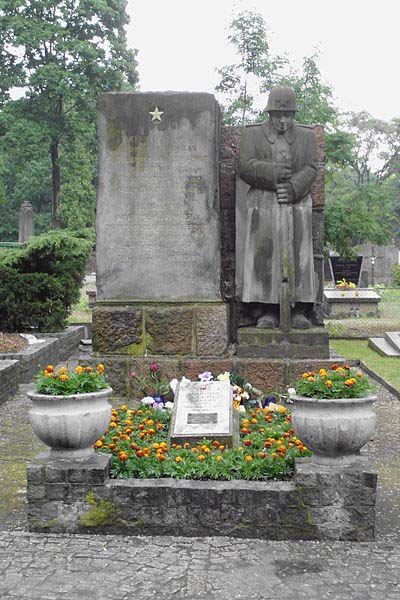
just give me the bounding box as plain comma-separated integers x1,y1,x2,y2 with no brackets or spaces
324,289,381,318
18,201,34,243
169,380,238,447
330,256,363,286
94,92,228,356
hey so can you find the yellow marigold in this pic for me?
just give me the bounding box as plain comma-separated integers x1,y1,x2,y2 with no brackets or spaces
46,365,54,372
60,374,68,382
344,378,356,387
175,456,182,463
278,406,286,413
216,455,223,462
59,367,67,374
96,363,105,372
357,371,363,377
85,366,92,373
319,368,327,378
245,455,253,462
75,366,84,374
307,376,315,382
119,405,127,411
198,454,205,462
302,372,309,379
45,372,52,378
325,380,333,388
109,422,117,429
93,440,103,449
336,367,345,374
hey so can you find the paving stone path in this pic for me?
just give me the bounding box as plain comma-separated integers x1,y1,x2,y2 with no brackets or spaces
0,370,400,599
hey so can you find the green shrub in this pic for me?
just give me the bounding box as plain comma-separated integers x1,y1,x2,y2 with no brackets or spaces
0,230,91,332
393,264,400,288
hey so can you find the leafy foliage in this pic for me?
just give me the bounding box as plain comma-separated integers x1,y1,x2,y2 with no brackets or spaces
0,230,91,331
0,0,138,230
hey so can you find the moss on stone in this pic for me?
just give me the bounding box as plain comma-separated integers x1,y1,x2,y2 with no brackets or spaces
33,518,59,529
79,490,119,527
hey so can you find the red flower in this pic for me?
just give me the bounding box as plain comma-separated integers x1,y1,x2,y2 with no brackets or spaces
149,363,159,372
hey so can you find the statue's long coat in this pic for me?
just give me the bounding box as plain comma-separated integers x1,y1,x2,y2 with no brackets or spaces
238,120,318,304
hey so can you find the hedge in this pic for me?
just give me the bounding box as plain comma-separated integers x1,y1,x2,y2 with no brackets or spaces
0,230,92,332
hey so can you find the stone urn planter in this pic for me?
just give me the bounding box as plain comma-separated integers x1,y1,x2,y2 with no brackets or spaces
291,394,377,465
27,387,113,459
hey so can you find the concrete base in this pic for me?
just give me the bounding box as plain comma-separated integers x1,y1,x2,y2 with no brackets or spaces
236,327,330,359
26,453,377,541
324,289,381,319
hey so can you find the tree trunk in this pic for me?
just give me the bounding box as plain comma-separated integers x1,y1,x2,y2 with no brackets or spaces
50,141,60,228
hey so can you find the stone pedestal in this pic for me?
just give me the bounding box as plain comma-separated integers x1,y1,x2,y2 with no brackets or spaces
18,200,34,243
236,327,330,359
94,92,228,357
27,452,376,541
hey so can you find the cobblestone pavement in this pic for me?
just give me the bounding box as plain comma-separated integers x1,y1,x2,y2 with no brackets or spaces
0,369,400,599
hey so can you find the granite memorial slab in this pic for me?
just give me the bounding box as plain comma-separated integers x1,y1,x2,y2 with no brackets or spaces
330,256,363,286
96,92,221,302
169,380,238,447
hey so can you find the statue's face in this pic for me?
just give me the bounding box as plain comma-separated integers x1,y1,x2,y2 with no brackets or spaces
269,111,295,133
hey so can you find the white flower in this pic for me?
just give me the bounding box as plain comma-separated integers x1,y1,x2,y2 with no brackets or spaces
287,387,296,397
217,371,231,381
141,396,154,405
241,391,249,400
245,383,252,390
165,401,174,410
237,404,246,412
169,378,179,394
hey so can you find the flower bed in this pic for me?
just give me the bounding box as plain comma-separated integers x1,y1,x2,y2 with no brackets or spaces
94,403,310,481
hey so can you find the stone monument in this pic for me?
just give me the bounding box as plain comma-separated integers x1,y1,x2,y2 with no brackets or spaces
169,380,238,447
235,86,329,358
94,92,228,357
18,201,34,243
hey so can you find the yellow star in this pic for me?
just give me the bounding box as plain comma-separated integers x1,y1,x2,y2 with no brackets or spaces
149,106,164,122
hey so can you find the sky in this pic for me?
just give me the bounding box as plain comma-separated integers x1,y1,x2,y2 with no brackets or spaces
126,0,400,121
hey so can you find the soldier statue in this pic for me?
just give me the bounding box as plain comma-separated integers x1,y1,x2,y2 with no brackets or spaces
238,85,318,329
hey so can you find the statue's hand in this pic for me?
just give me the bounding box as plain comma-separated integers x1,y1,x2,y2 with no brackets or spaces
276,162,292,183
277,183,294,204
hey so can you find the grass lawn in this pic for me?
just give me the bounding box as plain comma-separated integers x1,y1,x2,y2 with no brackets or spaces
330,339,400,391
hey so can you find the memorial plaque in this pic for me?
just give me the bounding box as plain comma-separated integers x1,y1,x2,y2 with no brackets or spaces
96,92,221,301
170,381,238,447
330,256,363,286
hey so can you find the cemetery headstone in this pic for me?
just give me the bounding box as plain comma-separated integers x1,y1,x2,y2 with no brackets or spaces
18,201,34,243
330,256,363,286
169,380,238,447
94,92,228,355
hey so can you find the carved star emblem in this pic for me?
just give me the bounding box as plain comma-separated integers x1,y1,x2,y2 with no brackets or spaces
149,106,164,122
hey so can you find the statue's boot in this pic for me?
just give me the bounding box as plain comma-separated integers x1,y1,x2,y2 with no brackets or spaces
239,314,257,327
256,313,278,329
291,309,312,329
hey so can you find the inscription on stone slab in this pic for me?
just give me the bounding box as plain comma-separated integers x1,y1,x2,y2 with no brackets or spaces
170,381,236,446
330,257,363,286
96,92,221,301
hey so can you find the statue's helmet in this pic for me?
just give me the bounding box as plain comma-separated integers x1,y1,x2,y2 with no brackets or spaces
266,86,298,112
